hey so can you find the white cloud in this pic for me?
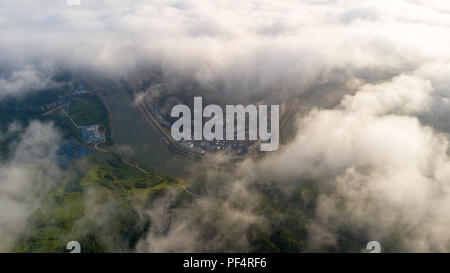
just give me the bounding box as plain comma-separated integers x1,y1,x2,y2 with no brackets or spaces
0,121,65,251
2,0,450,252
2,0,450,97
246,74,450,251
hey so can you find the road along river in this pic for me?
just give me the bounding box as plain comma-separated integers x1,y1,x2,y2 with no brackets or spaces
101,87,194,177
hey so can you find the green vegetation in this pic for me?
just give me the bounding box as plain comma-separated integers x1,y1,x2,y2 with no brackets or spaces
11,147,319,253
0,83,355,253
248,184,316,253
0,89,114,160
13,152,190,253
43,115,80,140
69,94,112,145
69,95,107,126
0,88,63,131
0,88,72,159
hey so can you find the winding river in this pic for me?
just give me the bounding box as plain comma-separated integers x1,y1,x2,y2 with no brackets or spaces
102,88,193,177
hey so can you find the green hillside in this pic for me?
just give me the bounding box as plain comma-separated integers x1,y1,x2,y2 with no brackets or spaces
13,153,191,253
69,94,112,145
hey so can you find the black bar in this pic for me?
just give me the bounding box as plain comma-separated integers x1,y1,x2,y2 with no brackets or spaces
0,253,445,272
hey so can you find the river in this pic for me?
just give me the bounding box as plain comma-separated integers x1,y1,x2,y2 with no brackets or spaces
102,88,193,177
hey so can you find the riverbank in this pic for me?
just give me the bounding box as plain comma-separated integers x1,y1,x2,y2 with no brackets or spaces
100,86,193,177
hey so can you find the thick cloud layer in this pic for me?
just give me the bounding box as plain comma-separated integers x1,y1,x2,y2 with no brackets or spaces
234,74,450,252
2,0,450,98
136,182,262,252
0,121,66,251
2,0,450,252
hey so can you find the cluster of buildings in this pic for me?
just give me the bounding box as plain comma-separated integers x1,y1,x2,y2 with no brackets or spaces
139,78,259,157
51,84,108,166
179,138,257,156
57,142,94,166
178,140,205,155
80,125,105,144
